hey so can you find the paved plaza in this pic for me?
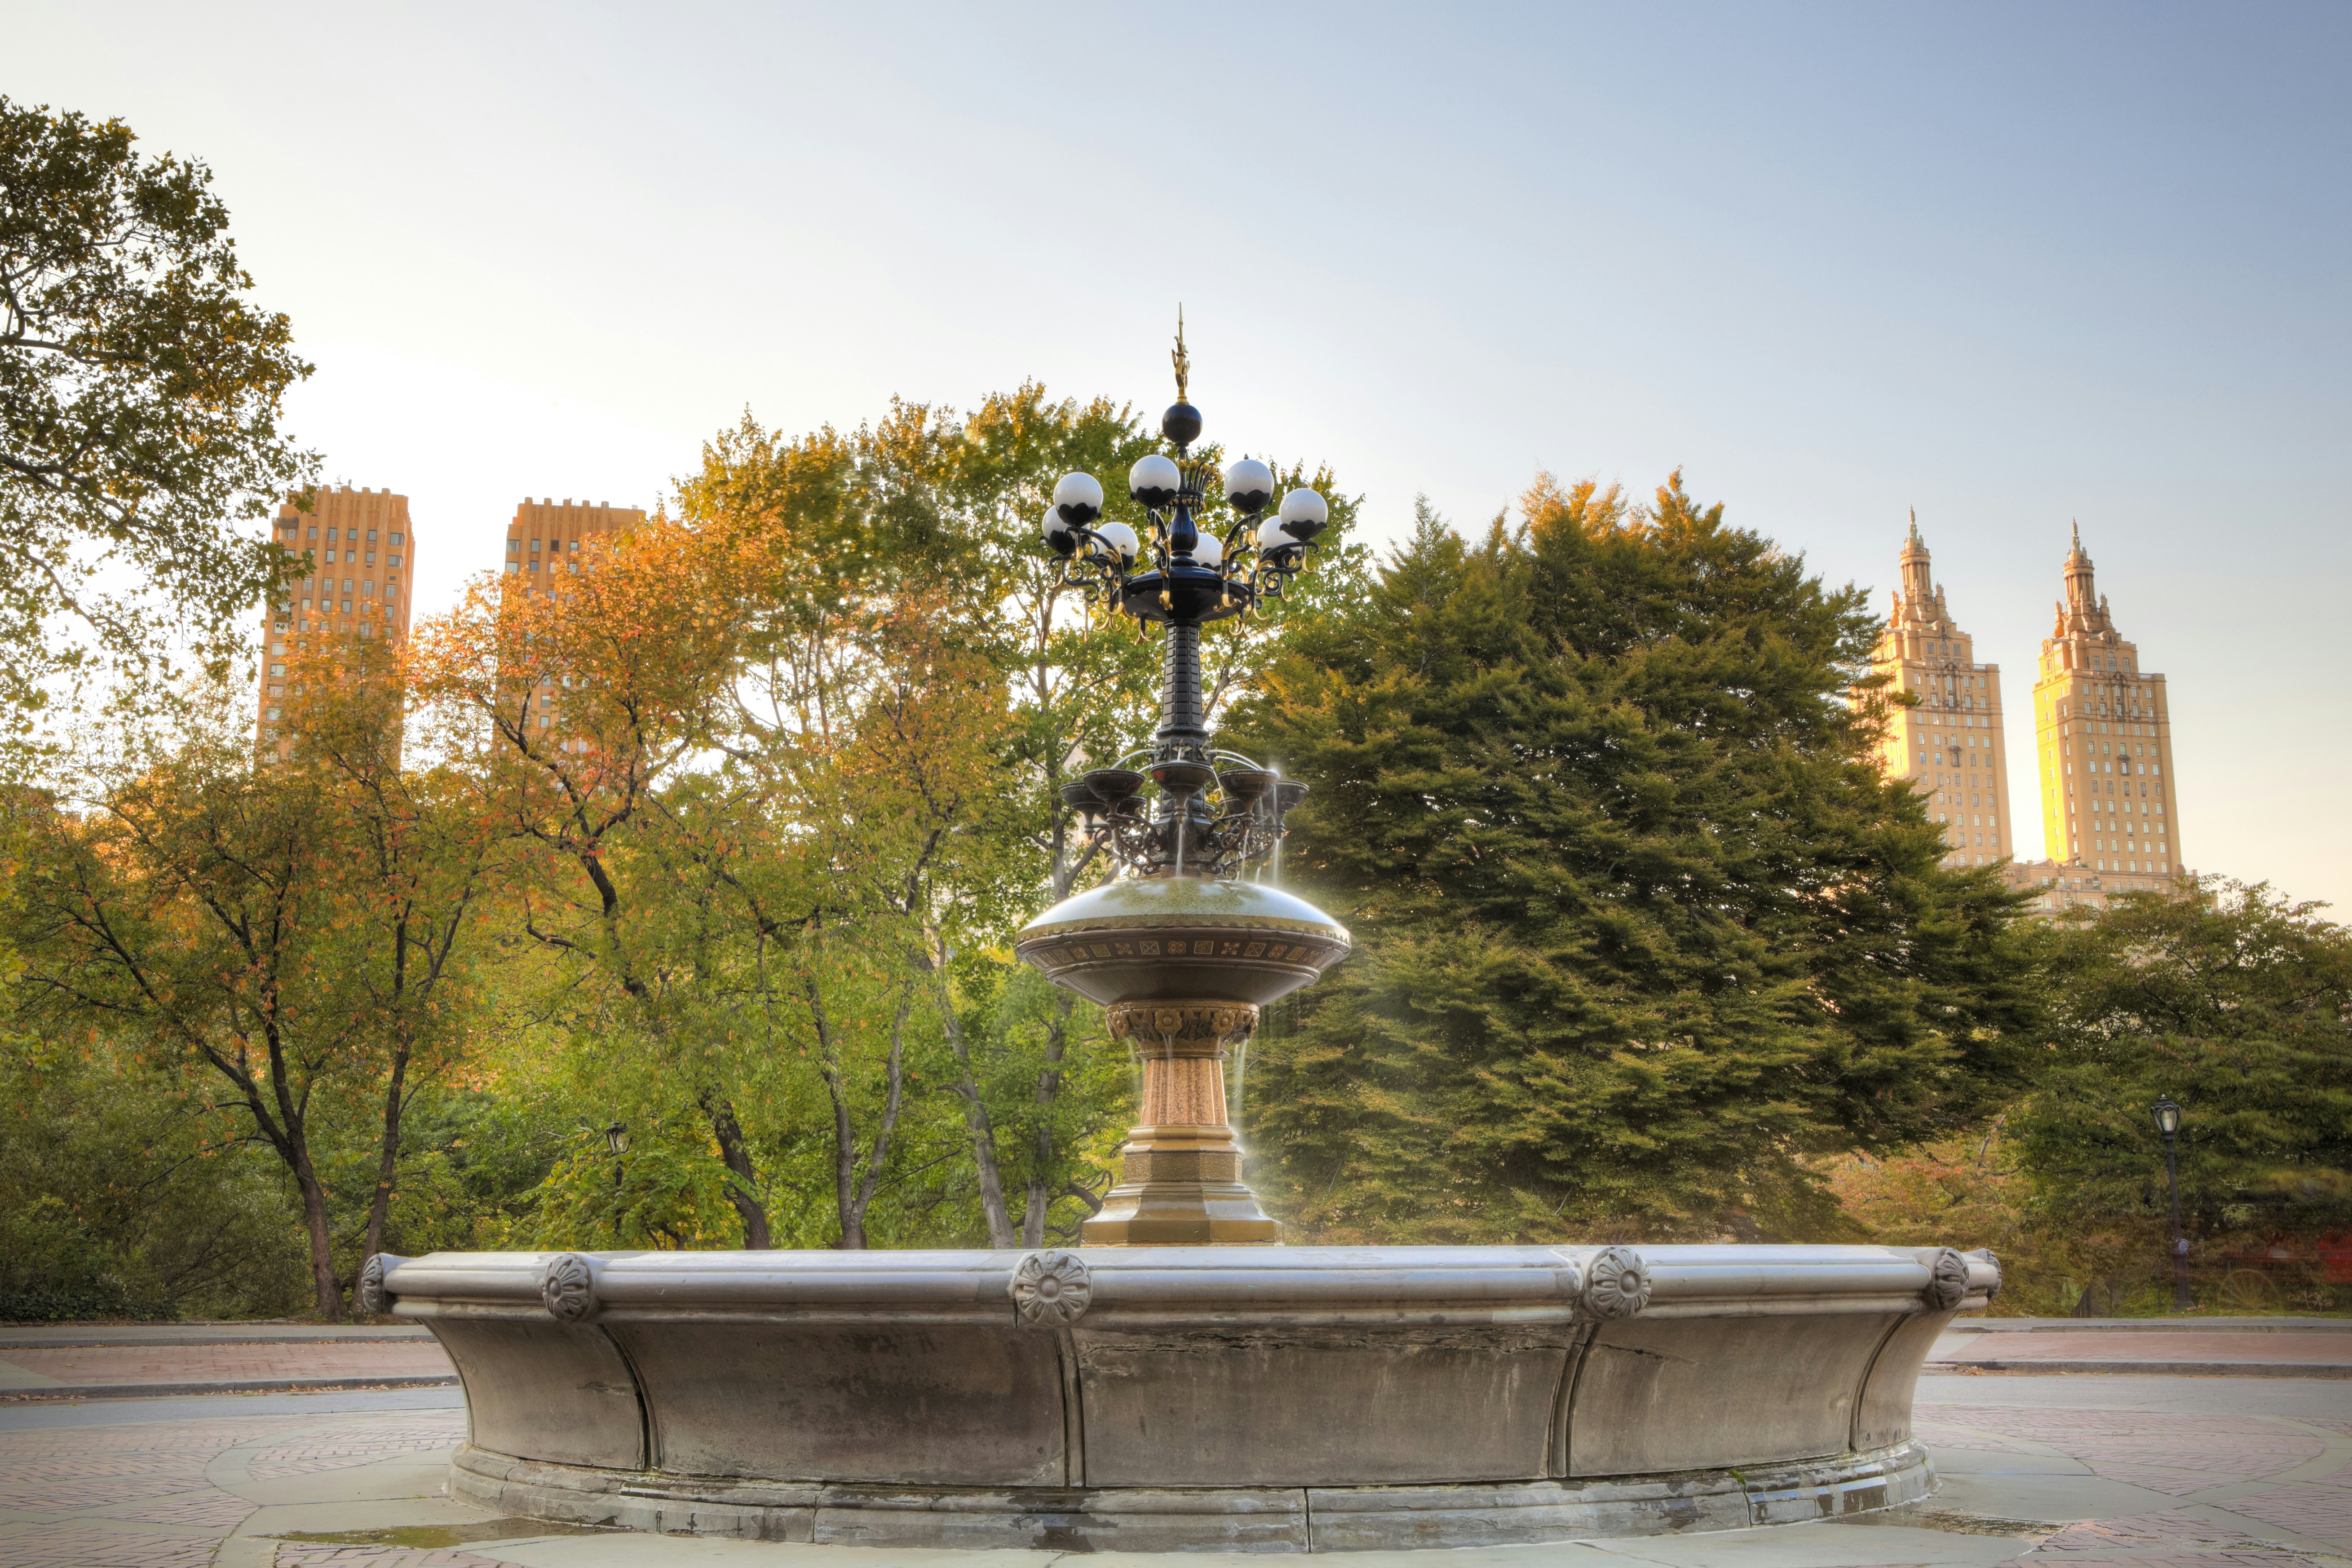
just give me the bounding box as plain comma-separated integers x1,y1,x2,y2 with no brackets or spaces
0,1324,2346,1568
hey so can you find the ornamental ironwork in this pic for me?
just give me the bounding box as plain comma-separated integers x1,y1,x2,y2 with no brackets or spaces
1037,312,1327,882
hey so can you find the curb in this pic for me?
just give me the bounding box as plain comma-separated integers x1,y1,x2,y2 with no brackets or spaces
0,1332,431,1351
0,1374,460,1401
1924,1359,2352,1378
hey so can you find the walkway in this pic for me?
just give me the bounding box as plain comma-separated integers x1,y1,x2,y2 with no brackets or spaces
0,1319,2345,1566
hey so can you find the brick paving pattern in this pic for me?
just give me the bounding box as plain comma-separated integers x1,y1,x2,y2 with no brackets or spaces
0,1410,464,1568
2021,1508,2319,1564
2224,1481,2352,1542
246,1411,470,1479
0,1342,454,1387
0,1519,231,1567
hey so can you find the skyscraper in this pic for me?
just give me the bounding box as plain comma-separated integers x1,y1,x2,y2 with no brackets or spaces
256,485,419,761
1866,514,2015,867
500,497,643,748
2030,525,2181,883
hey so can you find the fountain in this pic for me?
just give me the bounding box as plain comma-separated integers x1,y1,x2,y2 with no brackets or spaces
370,324,1999,1551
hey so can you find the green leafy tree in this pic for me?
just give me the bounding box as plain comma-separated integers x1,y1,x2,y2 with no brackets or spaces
0,99,314,727
1229,477,2038,1242
0,1039,311,1320
2017,877,2352,1254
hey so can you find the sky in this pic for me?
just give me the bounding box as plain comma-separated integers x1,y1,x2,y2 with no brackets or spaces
16,2,2351,909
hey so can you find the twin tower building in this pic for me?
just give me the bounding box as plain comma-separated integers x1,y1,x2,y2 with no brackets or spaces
1869,516,2182,915
254,486,643,759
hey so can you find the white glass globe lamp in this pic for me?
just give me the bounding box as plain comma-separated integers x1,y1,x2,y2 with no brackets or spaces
1223,458,1274,514
1053,472,1104,526
1092,520,1139,564
1129,454,1181,509
1276,488,1328,540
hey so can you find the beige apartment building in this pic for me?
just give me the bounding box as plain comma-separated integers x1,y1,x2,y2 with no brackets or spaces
256,486,420,760
2012,525,2182,903
1863,517,2188,918
502,497,643,747
1866,516,2014,867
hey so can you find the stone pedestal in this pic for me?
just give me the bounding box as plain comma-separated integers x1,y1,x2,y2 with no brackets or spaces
1086,1000,1276,1244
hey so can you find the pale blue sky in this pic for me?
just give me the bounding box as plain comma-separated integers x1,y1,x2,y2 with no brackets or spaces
18,3,2351,907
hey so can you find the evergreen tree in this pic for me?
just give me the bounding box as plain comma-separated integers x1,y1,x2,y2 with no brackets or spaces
1229,476,2037,1241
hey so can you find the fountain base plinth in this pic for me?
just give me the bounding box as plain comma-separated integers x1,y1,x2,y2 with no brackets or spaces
452,1437,1935,1551
1083,1123,1280,1245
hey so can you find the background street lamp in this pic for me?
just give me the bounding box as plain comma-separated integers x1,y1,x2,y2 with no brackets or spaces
604,1122,629,1192
2152,1096,2191,1312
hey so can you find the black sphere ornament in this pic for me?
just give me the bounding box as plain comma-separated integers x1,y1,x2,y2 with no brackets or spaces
1161,401,1203,447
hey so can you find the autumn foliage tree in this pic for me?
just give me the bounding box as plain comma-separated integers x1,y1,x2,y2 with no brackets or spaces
9,649,492,1316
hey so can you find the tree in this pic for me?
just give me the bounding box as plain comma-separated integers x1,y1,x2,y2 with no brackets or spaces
282,636,495,1271
0,99,314,728
1228,477,2038,1242
2017,878,2352,1249
410,513,786,1245
9,656,489,1317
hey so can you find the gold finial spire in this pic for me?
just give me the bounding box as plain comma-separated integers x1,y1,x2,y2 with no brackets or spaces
1172,304,1190,401
1908,507,1920,542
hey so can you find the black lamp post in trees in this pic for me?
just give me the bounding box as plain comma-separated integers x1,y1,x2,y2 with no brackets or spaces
2152,1097,2191,1312
1013,318,1352,1245
605,1123,629,1193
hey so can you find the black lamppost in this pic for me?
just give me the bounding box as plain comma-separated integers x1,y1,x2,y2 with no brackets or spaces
1011,317,1346,1244
604,1122,629,1192
1037,314,1326,881
2152,1097,2191,1311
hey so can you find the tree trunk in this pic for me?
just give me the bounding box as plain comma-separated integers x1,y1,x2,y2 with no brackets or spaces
703,1090,773,1249
291,1141,342,1320
831,982,913,1250
1020,989,1080,1247
361,1034,411,1286
929,937,1016,1249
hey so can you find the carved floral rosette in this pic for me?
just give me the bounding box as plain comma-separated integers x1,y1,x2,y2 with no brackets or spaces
1010,1249,1092,1327
1924,1247,1971,1311
541,1253,598,1322
357,1252,405,1315
1581,1246,1653,1320
1106,1000,1258,1057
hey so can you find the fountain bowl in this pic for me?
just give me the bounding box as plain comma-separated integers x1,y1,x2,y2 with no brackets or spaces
378,1241,1997,1552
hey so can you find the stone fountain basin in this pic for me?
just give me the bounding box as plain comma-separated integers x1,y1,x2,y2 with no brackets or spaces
382,1242,1996,1552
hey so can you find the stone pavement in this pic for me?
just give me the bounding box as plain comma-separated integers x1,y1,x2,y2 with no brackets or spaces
3,1376,2348,1568
1928,1320,2352,1379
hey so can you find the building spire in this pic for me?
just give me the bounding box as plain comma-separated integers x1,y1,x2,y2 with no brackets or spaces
1895,511,1935,619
